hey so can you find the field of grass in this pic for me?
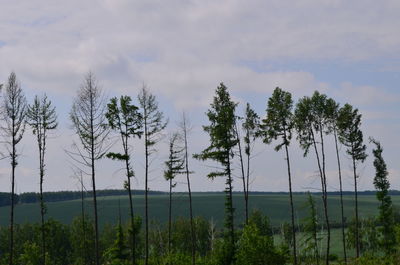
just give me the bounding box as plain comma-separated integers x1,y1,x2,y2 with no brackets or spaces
0,192,392,259
0,192,395,229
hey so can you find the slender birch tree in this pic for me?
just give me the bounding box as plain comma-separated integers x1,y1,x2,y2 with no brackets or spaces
26,94,58,265
69,72,109,265
194,83,238,264
1,72,27,265
138,85,167,265
105,95,142,265
259,87,297,265
337,104,367,258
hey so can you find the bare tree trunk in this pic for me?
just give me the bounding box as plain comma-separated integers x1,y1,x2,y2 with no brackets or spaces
123,131,136,265
284,129,297,265
9,137,15,265
168,177,172,260
234,123,248,224
334,130,347,263
352,154,360,258
144,108,149,265
226,151,235,261
40,157,46,265
90,102,100,265
310,129,330,265
319,129,330,265
81,175,87,265
182,114,196,265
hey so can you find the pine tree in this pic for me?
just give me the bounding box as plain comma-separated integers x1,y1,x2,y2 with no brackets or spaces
194,83,238,264
105,95,142,265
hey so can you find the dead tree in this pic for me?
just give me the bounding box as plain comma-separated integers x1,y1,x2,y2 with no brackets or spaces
68,72,110,265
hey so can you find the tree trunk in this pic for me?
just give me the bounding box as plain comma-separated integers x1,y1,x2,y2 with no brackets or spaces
284,129,297,265
234,123,248,224
144,107,149,265
352,154,360,258
319,129,330,265
123,132,136,265
81,175,87,265
182,115,196,265
90,94,100,265
334,130,347,263
9,137,15,265
226,151,235,261
310,129,330,265
168,177,172,260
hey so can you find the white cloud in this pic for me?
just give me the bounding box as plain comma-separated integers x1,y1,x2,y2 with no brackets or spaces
0,0,399,193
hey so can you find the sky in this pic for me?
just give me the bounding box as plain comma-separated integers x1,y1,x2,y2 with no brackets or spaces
0,0,399,194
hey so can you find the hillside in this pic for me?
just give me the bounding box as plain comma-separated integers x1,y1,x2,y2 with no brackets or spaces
0,192,395,229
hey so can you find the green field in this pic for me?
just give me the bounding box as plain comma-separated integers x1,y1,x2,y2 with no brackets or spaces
0,192,394,228
0,192,392,259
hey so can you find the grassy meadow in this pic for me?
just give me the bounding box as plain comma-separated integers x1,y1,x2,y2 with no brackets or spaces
0,192,393,259
0,192,393,228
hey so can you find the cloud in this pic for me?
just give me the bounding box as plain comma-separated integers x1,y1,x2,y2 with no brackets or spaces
0,0,399,193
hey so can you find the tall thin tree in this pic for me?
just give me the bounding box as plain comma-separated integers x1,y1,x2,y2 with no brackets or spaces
69,72,109,265
325,98,347,263
259,87,297,265
294,91,331,265
1,72,27,265
194,83,238,264
105,95,142,265
370,137,396,253
26,94,58,265
164,132,185,260
180,112,196,265
337,103,367,258
138,85,167,265
234,116,247,224
242,103,259,224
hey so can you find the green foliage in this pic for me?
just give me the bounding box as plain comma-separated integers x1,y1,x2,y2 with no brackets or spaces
259,87,293,149
164,133,185,182
337,104,367,163
194,82,238,175
194,83,238,263
17,242,42,265
248,209,273,237
235,223,287,265
371,138,396,253
242,102,259,156
301,192,320,264
70,216,95,265
346,217,379,254
103,222,130,263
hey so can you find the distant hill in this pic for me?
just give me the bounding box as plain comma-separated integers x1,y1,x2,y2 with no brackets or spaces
0,189,399,207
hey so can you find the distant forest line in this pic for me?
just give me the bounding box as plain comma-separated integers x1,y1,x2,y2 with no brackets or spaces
1,189,400,207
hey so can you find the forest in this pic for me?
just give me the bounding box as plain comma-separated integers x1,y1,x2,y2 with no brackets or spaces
0,71,397,265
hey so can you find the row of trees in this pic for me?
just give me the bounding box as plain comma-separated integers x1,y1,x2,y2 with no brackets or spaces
0,71,396,265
